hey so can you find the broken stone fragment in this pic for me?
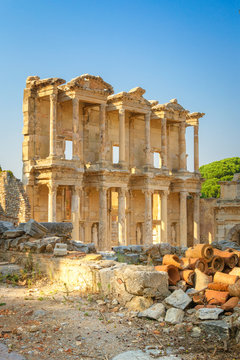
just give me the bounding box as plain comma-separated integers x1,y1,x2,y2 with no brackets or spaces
196,307,224,320
40,222,73,237
53,243,67,256
138,302,165,320
0,221,15,235
24,219,47,239
165,289,192,310
165,307,184,324
3,229,25,239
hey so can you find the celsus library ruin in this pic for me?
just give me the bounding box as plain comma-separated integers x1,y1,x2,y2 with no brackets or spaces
22,74,205,250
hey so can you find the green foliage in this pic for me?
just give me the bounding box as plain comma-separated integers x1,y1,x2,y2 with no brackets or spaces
199,157,240,198
0,165,14,177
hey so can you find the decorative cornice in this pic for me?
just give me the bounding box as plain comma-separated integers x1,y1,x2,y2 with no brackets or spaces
152,98,189,115
26,76,65,89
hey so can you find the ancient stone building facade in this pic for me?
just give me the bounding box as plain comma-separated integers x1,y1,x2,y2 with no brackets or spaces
22,74,204,250
0,171,30,224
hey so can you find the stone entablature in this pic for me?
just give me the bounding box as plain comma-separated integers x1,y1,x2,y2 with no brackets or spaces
22,74,204,250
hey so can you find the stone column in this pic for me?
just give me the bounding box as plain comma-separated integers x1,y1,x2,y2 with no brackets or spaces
99,186,108,250
180,191,188,246
72,97,80,161
99,104,106,164
119,108,125,164
71,186,81,241
161,118,167,168
145,112,151,166
48,182,57,222
144,190,153,244
179,122,186,171
118,188,126,245
161,190,168,243
49,93,57,157
193,193,200,245
194,124,199,172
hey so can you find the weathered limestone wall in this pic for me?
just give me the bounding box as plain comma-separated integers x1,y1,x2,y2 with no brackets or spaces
0,172,30,224
200,198,217,244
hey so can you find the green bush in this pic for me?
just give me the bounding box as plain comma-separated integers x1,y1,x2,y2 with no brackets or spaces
199,157,240,198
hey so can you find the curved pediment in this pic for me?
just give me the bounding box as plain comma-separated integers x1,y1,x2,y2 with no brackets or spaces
64,74,114,95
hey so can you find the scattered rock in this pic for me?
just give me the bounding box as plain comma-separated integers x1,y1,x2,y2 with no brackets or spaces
200,320,230,339
165,289,191,310
33,309,46,318
126,296,153,312
165,308,184,324
191,326,201,338
196,307,224,320
3,230,25,239
138,303,165,321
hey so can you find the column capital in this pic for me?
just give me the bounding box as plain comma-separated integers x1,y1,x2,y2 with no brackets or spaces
100,103,106,110
142,189,154,196
47,182,57,193
118,187,126,196
119,108,125,115
50,93,57,102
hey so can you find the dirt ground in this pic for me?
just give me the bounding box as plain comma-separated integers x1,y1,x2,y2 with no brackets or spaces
0,280,240,360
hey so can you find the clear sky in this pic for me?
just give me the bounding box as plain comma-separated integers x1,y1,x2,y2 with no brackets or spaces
0,0,239,179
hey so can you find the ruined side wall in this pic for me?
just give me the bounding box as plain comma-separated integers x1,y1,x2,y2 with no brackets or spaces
200,198,217,244
0,172,31,224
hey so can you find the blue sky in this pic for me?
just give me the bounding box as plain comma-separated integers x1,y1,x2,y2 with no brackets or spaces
0,0,239,178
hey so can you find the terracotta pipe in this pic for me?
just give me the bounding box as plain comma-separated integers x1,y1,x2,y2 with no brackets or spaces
208,282,229,292
181,257,208,273
229,267,240,277
226,249,240,266
221,297,239,311
205,289,229,305
214,271,238,285
155,264,180,285
213,248,238,269
185,244,213,262
180,269,195,286
162,254,183,269
228,279,240,297
209,256,225,273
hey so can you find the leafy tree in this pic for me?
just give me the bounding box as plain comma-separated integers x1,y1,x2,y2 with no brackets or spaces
199,157,240,198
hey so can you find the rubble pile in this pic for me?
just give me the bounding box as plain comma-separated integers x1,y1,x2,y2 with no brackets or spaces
0,220,96,254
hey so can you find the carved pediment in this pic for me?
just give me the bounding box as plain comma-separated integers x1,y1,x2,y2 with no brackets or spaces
64,74,114,95
108,86,150,106
152,98,189,115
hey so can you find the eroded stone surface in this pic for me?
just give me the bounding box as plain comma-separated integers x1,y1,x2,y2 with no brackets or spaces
165,289,192,310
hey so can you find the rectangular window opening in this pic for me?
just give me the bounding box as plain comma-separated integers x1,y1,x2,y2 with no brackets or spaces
153,152,161,168
112,145,119,164
65,140,72,160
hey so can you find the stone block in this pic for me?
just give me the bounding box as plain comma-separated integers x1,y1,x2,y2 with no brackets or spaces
165,308,184,324
40,222,73,237
165,289,192,310
24,219,47,239
114,265,169,298
53,243,67,256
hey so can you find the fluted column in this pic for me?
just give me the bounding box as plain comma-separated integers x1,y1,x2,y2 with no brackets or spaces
48,182,57,222
179,122,186,171
161,190,168,243
99,104,106,164
194,124,199,172
72,98,80,160
49,93,57,157
145,111,151,166
118,188,126,245
144,189,153,244
119,108,125,164
71,186,81,241
180,191,188,246
193,192,200,245
161,118,167,168
99,186,108,250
